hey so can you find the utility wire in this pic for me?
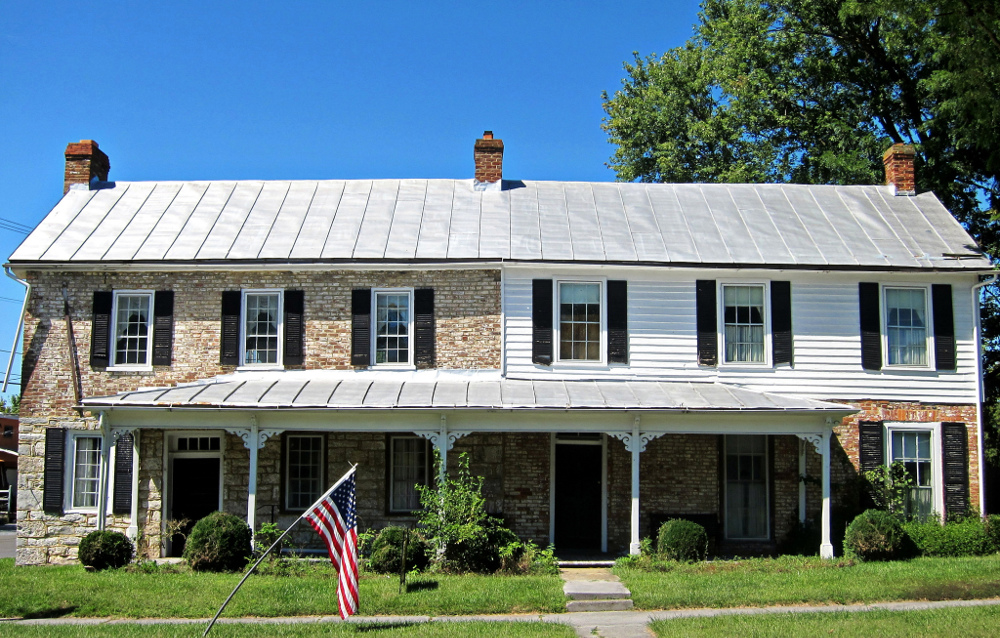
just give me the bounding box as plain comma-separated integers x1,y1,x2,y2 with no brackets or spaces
0,296,25,303
0,217,32,234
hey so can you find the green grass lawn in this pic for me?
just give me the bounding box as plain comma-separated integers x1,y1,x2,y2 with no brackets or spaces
617,554,1000,610
0,621,577,638
650,605,1000,637
0,559,566,619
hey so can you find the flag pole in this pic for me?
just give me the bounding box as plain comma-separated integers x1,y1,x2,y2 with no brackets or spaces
203,464,358,637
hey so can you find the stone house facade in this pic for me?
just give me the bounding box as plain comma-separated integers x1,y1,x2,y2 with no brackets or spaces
6,136,992,564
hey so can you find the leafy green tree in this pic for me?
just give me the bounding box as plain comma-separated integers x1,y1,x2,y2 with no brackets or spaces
602,0,1000,461
0,394,18,415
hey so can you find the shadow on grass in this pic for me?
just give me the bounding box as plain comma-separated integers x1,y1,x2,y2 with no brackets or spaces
912,580,1000,600
17,606,79,620
355,622,421,632
406,580,439,593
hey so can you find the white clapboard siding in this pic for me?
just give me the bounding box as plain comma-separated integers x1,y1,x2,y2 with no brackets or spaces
504,269,980,403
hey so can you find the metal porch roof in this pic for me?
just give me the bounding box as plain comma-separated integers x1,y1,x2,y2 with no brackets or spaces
9,179,989,271
80,370,855,413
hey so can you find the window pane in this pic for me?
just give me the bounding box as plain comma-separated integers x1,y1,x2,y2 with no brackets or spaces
391,437,428,511
73,436,102,509
375,293,411,364
723,285,765,363
244,293,280,364
890,430,933,520
559,283,601,361
725,435,767,539
114,294,151,365
287,436,323,509
885,288,927,365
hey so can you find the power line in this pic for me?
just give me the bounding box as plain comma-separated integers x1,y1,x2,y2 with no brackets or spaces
0,217,32,234
0,296,25,304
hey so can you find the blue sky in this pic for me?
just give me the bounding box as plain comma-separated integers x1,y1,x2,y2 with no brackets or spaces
0,1,702,399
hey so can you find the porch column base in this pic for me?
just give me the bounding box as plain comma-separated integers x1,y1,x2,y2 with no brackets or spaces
820,543,834,559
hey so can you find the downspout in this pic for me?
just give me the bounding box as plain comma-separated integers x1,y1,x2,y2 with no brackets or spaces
62,287,83,412
2,267,30,394
973,273,997,517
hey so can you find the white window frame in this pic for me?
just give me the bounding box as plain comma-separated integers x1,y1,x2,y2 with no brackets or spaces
723,434,770,540
388,435,430,513
718,281,771,367
284,434,325,511
107,290,154,371
372,288,415,368
240,289,284,369
885,422,944,519
882,284,934,369
66,432,103,512
553,278,607,366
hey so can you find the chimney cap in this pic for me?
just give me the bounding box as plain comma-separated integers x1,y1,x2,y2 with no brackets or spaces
482,131,494,140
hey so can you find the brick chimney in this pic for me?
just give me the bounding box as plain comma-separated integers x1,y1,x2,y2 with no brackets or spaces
882,143,916,196
474,131,503,191
64,140,110,194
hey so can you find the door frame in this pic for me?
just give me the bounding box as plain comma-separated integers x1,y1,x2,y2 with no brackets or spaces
164,431,225,555
549,433,607,553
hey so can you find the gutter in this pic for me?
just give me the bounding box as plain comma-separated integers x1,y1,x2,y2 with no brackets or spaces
973,273,998,516
2,267,30,393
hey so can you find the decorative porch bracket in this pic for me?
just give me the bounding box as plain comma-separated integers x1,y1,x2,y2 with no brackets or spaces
416,420,470,482
609,420,665,555
225,420,280,539
798,428,834,559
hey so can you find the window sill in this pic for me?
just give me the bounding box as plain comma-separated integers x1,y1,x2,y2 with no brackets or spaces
550,361,610,370
237,365,285,372
106,366,154,373
371,364,417,371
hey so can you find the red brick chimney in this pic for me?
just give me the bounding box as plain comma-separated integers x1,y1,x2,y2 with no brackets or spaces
474,131,503,191
64,140,110,194
882,143,916,196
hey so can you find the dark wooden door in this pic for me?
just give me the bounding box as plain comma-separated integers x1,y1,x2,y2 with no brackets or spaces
169,457,220,556
554,444,602,550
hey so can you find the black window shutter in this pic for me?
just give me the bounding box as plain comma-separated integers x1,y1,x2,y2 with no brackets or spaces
607,280,628,364
43,428,67,514
351,288,371,367
283,290,305,366
112,432,134,515
90,291,113,368
858,421,885,475
771,281,793,366
532,279,553,365
152,291,174,366
415,288,435,369
220,291,241,365
859,283,882,370
932,284,956,371
942,422,969,517
696,280,718,366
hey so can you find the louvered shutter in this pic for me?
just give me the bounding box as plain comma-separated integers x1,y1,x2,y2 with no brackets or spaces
112,432,134,515
771,281,793,366
696,280,718,366
43,428,67,514
220,291,241,365
858,421,885,475
532,279,553,365
90,291,113,367
351,289,371,367
942,422,969,517
283,290,304,366
859,283,882,370
152,291,174,366
932,284,956,371
414,288,435,369
607,280,628,364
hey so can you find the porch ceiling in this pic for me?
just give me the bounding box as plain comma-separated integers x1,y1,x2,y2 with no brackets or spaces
80,370,856,415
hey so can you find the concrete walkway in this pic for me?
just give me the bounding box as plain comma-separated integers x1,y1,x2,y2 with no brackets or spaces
4,599,1000,638
560,566,633,612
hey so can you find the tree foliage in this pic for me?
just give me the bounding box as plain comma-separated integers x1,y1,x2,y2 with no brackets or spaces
603,0,1000,461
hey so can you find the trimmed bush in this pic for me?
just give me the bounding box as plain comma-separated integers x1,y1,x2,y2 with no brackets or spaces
985,515,1000,553
367,526,430,573
441,516,520,573
183,511,252,572
79,530,133,570
843,509,909,561
657,519,708,562
905,516,997,557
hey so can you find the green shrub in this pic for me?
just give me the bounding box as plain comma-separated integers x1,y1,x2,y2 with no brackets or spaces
367,526,430,573
79,530,134,570
183,511,252,572
985,515,1000,553
657,519,708,562
843,509,909,561
905,517,995,557
779,517,820,556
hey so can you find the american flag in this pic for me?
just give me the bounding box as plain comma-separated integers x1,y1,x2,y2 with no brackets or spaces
304,467,359,618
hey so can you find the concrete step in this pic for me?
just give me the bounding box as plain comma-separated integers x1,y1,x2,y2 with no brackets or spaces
557,560,616,568
563,581,632,600
565,599,635,612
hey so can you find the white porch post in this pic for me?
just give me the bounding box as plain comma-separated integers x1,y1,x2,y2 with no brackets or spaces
798,438,807,524
630,418,641,555
247,419,259,535
417,417,470,484
127,430,140,540
96,412,110,531
820,429,834,559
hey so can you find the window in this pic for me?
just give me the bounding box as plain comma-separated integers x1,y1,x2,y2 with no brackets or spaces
70,435,102,510
725,435,768,539
286,435,324,510
558,281,602,362
374,290,412,365
885,287,928,366
890,430,933,520
389,436,429,512
111,291,152,367
722,284,766,364
242,290,282,366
